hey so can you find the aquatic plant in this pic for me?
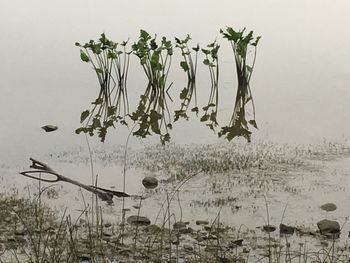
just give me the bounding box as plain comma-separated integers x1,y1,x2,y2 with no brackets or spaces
200,40,220,131
75,27,260,144
174,35,200,121
219,27,261,142
75,33,130,142
131,30,174,145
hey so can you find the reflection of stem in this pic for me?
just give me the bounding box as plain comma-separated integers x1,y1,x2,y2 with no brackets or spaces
153,169,202,226
84,133,95,228
177,191,183,222
264,195,271,263
133,195,143,257
121,124,137,244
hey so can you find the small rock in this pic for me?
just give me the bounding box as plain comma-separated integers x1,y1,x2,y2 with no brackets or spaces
230,239,244,247
14,228,25,236
183,244,194,252
41,125,58,132
142,177,158,189
79,254,91,262
127,215,151,226
320,203,337,212
196,236,204,242
295,226,317,236
262,225,276,233
109,236,121,244
317,219,340,235
204,226,212,232
104,222,112,228
118,249,132,257
144,224,161,234
196,220,209,226
243,248,250,253
179,227,193,234
103,229,113,237
173,221,188,230
280,224,295,235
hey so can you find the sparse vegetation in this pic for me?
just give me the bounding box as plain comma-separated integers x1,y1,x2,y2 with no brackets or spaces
3,26,350,263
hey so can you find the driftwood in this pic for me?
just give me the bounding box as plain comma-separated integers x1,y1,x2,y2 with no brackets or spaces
20,158,131,204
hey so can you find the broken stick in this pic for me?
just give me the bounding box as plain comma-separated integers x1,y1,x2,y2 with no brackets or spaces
20,158,130,204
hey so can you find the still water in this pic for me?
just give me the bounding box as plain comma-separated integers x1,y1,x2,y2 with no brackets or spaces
1,0,350,164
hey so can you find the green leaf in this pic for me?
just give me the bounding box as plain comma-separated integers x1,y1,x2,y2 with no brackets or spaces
80,50,90,62
92,118,101,129
180,61,189,72
180,88,189,100
249,120,258,129
192,44,200,52
201,49,210,55
191,107,199,113
98,127,107,142
150,39,158,50
140,29,150,40
200,114,209,122
107,106,116,117
75,127,86,134
92,98,103,105
95,68,103,74
252,36,261,46
80,110,90,123
107,50,118,59
210,111,217,123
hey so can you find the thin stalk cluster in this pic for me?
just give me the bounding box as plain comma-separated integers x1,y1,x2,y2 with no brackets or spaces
131,30,173,145
75,33,130,142
75,27,261,144
174,35,199,121
218,27,261,142
200,41,220,131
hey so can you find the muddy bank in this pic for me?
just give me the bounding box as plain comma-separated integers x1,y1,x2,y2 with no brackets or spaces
0,141,350,262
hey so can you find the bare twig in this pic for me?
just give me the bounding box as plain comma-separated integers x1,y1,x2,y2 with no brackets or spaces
19,158,134,204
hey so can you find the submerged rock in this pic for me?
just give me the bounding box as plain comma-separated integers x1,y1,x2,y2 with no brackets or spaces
196,220,209,226
144,224,161,234
320,203,337,212
142,177,158,189
280,224,295,235
173,221,192,234
229,239,244,247
127,215,151,226
41,125,58,132
262,225,276,233
317,219,340,234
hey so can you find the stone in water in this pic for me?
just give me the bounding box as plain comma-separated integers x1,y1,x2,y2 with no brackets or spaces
41,125,58,132
142,176,158,189
320,203,337,212
317,219,340,234
127,215,151,226
263,225,276,233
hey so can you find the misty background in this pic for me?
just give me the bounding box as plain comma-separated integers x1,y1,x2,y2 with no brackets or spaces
1,0,349,163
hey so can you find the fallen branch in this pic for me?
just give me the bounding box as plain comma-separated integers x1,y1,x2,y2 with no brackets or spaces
20,158,131,204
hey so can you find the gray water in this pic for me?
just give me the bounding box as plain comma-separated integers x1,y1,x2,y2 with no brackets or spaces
1,0,350,164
